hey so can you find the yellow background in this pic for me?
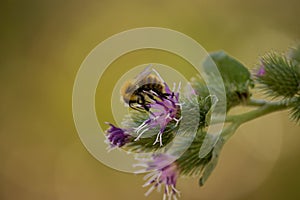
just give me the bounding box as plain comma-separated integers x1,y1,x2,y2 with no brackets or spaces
1,0,300,199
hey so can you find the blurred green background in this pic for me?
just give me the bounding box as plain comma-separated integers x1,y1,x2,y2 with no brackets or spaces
1,0,300,199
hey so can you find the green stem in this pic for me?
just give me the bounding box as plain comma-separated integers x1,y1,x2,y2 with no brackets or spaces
222,98,293,140
246,98,267,107
226,100,288,124
221,123,240,141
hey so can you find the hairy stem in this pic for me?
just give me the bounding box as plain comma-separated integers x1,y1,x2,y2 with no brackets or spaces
227,100,288,124
246,98,268,107
222,98,294,140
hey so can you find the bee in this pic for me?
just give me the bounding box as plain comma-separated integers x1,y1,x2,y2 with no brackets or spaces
120,66,169,112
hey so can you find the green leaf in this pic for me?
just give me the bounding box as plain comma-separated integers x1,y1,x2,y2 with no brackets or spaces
203,51,254,110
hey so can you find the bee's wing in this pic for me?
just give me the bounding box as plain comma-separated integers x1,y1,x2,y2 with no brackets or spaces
134,65,153,83
129,65,154,88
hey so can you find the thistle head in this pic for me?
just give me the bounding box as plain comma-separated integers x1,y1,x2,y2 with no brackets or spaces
105,122,131,148
132,80,182,146
256,64,266,77
136,154,180,200
256,53,300,99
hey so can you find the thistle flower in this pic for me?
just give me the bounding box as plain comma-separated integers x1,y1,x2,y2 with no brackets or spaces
133,81,182,146
105,122,131,148
256,65,266,77
104,67,183,152
256,53,300,99
135,154,180,200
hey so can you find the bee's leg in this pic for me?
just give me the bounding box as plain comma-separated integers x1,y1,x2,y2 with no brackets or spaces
147,93,155,101
129,95,146,112
147,90,165,101
139,94,152,107
148,90,158,97
136,94,143,104
129,101,145,112
143,104,150,112
142,90,156,101
133,94,152,114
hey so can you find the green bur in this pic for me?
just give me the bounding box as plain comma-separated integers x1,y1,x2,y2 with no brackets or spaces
257,53,300,98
